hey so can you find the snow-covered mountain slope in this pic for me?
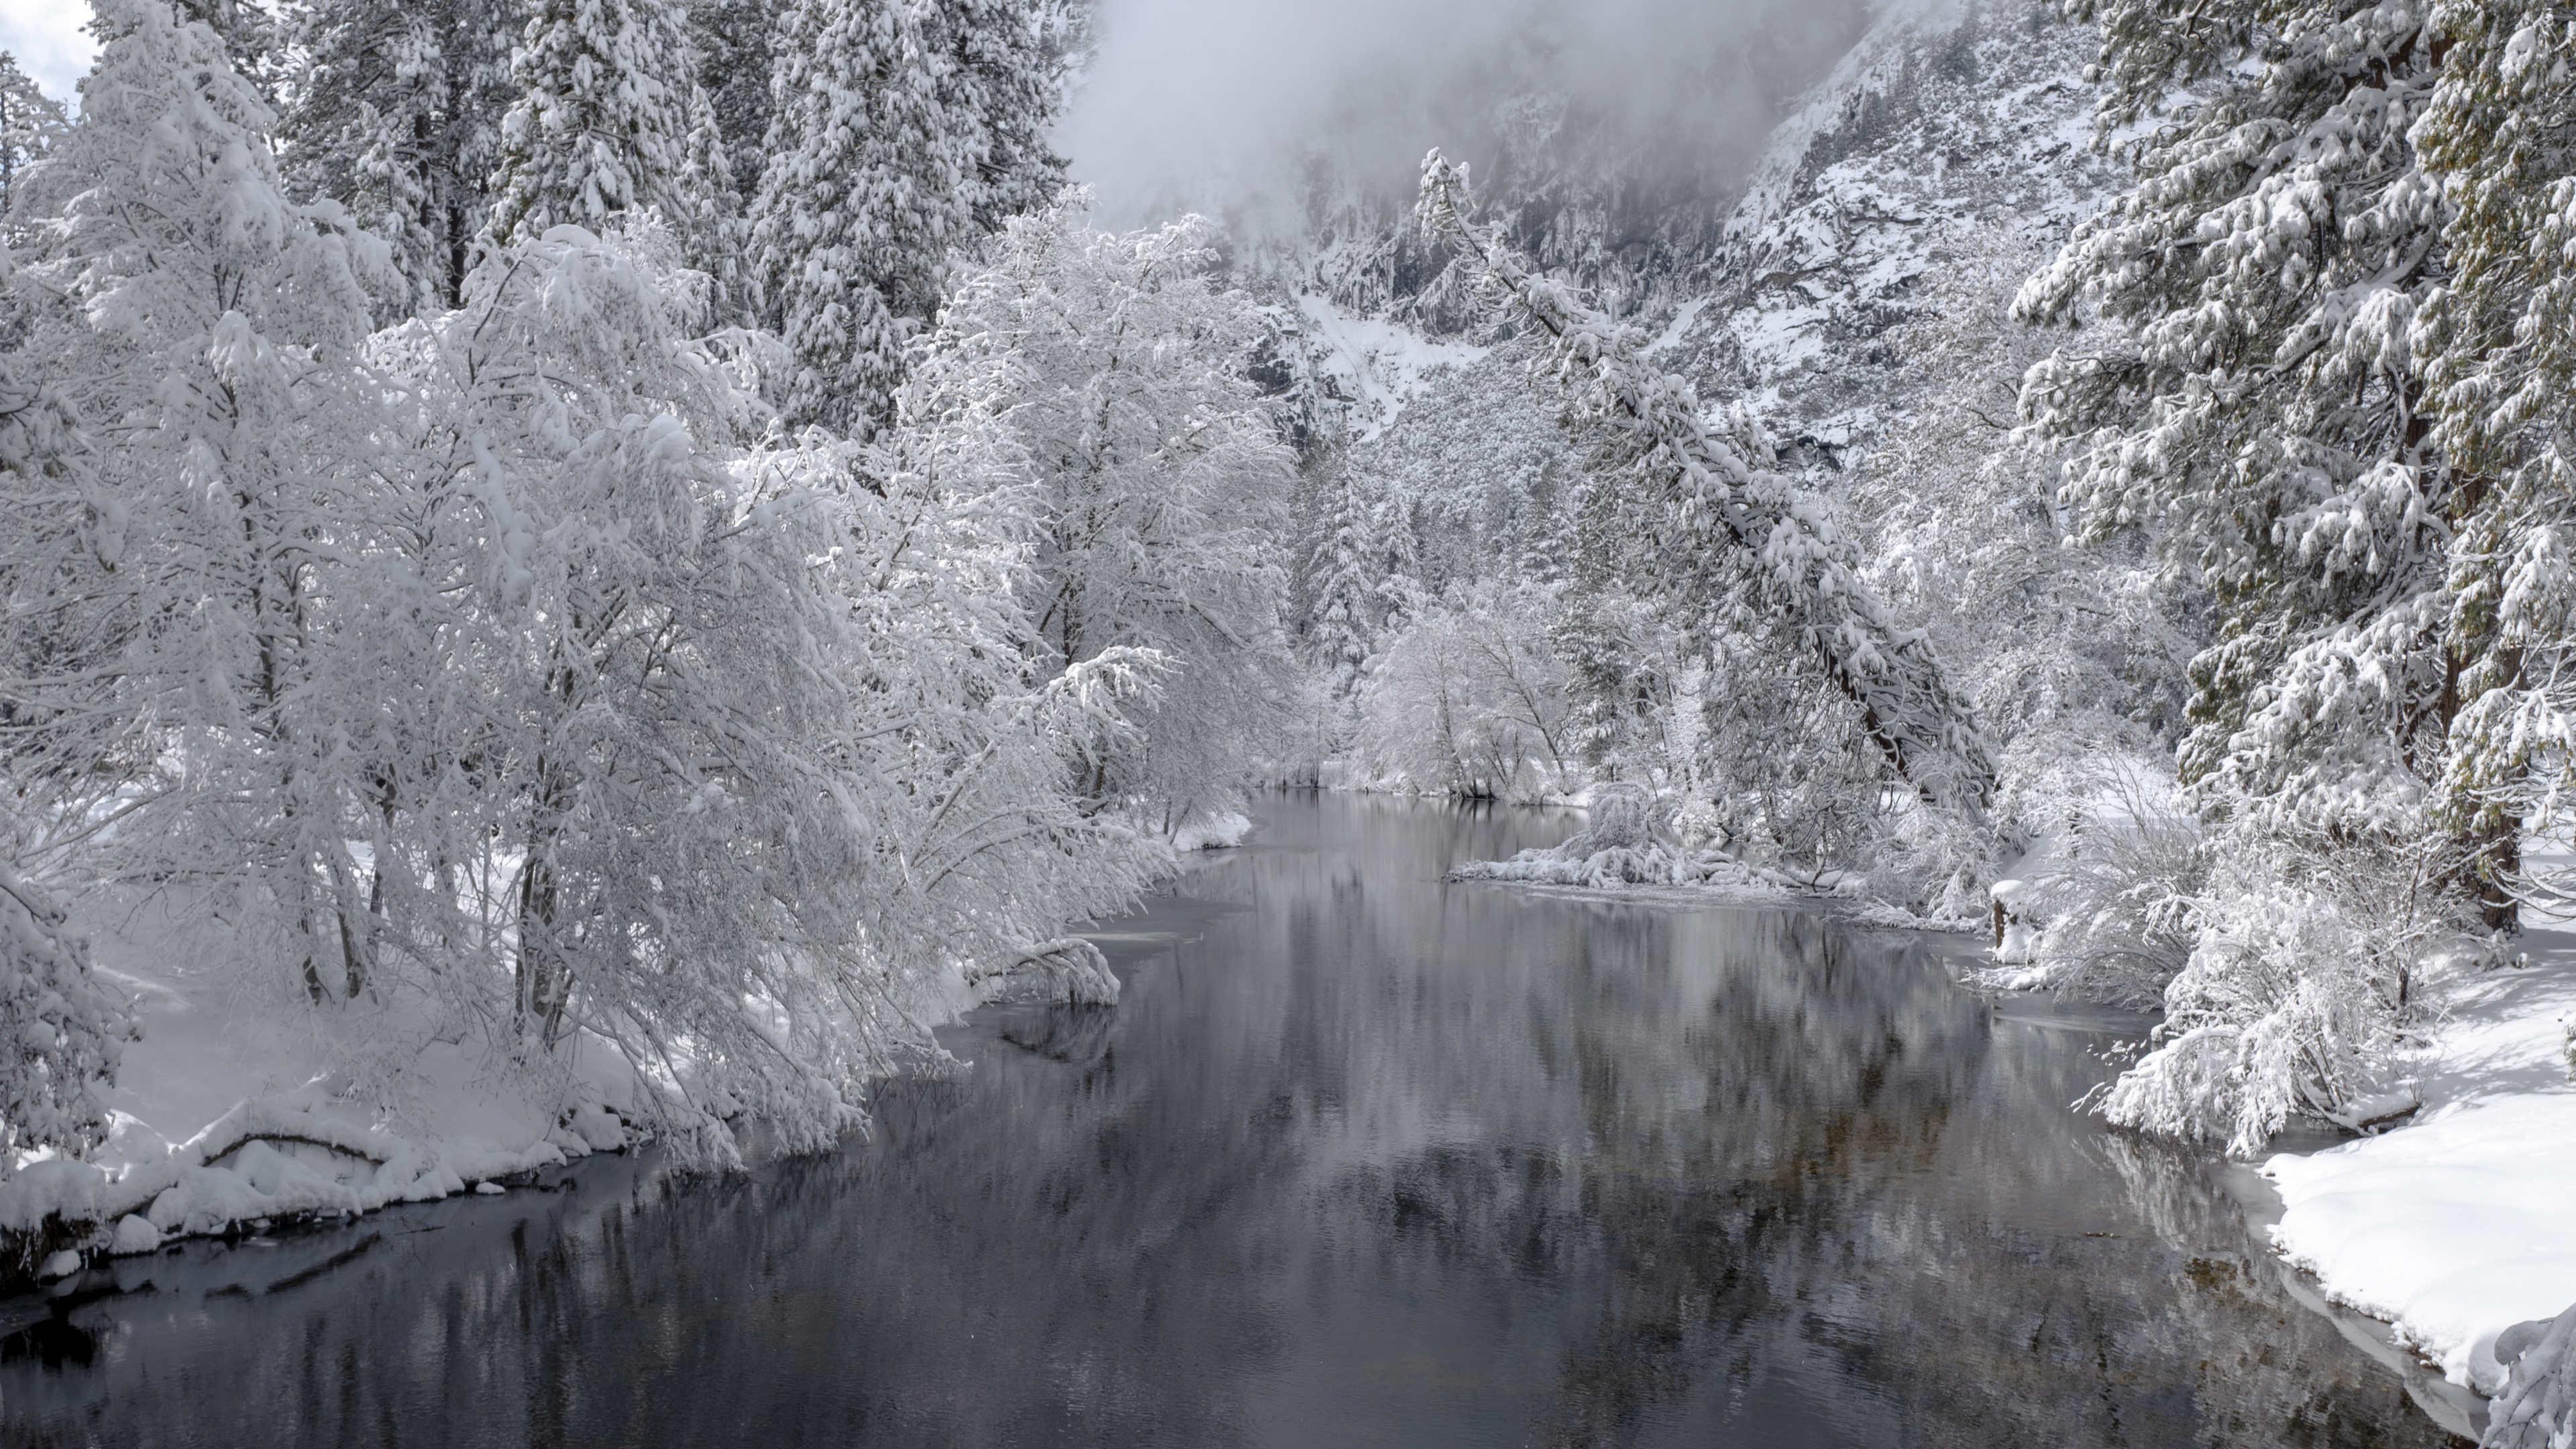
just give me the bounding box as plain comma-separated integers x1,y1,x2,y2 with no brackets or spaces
1688,0,2115,453
1273,1,2115,477
1271,0,2120,595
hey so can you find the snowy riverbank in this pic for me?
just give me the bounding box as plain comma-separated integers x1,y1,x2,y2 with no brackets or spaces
1,814,1263,1289
2262,925,2576,1402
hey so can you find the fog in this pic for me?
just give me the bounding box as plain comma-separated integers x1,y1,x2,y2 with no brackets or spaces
1056,0,1877,232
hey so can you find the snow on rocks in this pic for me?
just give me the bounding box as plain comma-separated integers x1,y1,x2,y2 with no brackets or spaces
1169,811,1254,853
1,923,647,1287
108,1214,161,1256
2263,929,2576,1401
2487,1303,2576,1449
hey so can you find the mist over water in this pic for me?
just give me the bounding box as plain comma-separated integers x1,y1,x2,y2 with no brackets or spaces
1057,0,1876,234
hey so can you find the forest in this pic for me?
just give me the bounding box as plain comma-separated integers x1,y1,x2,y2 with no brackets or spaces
0,0,2570,1338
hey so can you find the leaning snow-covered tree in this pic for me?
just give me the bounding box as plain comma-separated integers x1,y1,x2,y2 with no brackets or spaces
918,199,1297,834
1415,149,1998,817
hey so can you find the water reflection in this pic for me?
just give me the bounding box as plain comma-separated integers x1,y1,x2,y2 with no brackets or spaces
0,794,2462,1446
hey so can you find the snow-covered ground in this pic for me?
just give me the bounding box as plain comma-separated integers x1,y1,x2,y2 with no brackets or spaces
2264,922,2576,1399
0,893,655,1277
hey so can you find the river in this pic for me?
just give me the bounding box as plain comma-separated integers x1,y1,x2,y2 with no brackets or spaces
0,793,2468,1446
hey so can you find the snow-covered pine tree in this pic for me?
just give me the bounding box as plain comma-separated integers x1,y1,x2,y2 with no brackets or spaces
11,0,404,1002
919,200,1296,832
675,80,743,309
1303,468,1383,702
1415,149,1998,816
486,0,700,244
928,0,1065,233
280,0,513,314
686,0,780,198
747,0,962,435
0,54,68,233
2013,0,2472,897
2415,0,2576,916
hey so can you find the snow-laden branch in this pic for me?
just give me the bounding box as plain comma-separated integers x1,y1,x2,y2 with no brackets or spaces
1413,150,1996,816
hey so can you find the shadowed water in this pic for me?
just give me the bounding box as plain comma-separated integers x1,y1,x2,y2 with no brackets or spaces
0,794,2465,1446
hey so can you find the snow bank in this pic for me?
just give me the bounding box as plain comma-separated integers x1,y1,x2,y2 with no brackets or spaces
0,907,642,1285
1444,782,1978,930
1169,810,1253,853
2263,928,2576,1398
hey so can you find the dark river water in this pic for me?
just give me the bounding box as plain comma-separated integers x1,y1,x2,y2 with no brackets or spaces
2,794,2468,1447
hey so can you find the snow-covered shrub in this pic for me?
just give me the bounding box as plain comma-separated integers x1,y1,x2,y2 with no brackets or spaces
1448,782,1801,894
2086,830,2465,1158
1982,754,2206,1008
0,863,134,1175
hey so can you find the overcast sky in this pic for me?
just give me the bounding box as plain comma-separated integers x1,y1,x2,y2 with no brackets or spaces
1,0,93,102
1055,0,1870,229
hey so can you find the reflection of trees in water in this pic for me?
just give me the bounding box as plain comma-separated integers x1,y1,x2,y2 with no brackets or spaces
1457,910,2459,1448
0,797,2461,1448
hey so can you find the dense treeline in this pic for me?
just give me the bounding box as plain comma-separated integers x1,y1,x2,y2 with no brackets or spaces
4,0,2574,1179
0,0,1289,1168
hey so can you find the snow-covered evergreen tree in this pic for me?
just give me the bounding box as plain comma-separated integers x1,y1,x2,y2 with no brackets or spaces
0,862,134,1176
0,54,68,233
486,0,699,244
279,0,513,314
2416,0,2576,916
2014,0,2473,897
747,0,1065,435
928,0,1065,233
747,0,961,434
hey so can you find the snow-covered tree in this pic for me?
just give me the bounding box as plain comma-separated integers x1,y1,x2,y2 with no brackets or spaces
2415,0,2576,917
1352,595,1571,800
1416,149,1998,816
928,0,1065,233
279,0,512,313
2014,0,2479,900
919,201,1296,832
345,217,1165,1157
486,0,700,245
10,0,406,1004
1301,466,1419,704
747,0,1067,435
747,0,961,433
0,862,134,1176
0,54,69,234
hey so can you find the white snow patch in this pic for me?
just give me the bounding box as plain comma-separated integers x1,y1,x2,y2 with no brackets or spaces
1169,810,1254,852
1293,293,1486,440
2264,924,2576,1395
